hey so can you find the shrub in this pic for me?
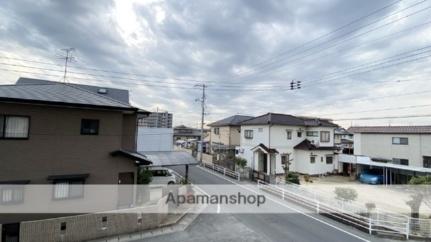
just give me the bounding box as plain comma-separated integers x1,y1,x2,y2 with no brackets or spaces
286,172,300,185
138,167,153,184
334,187,357,202
233,157,247,169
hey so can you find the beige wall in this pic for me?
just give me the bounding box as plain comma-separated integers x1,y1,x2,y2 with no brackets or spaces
354,133,431,167
210,126,241,146
0,103,138,184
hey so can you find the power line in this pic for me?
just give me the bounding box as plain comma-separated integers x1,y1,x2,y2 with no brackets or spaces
317,104,431,117
234,1,430,81
333,113,431,121
237,0,404,75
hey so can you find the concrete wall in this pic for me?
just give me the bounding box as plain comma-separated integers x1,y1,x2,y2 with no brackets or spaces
0,103,137,184
353,133,431,167
137,128,174,152
18,199,168,242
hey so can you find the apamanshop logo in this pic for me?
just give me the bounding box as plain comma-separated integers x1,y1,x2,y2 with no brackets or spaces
166,192,266,207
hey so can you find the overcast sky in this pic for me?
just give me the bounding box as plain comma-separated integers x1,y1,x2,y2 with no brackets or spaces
1,0,431,128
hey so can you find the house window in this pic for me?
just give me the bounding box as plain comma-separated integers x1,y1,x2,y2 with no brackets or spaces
1,186,24,204
297,131,302,138
310,156,316,164
326,156,333,164
281,154,290,165
244,130,253,139
392,158,409,166
53,180,84,200
306,131,318,137
286,130,292,140
0,115,30,139
81,119,99,135
424,156,431,168
320,131,330,142
392,137,408,145
213,128,220,135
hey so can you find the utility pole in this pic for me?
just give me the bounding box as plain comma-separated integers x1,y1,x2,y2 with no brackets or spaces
60,48,75,83
195,83,207,164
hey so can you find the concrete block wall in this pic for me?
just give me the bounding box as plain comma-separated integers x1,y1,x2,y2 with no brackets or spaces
18,199,168,242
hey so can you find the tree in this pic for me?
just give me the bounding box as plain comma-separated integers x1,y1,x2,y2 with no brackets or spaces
406,176,431,218
334,187,357,202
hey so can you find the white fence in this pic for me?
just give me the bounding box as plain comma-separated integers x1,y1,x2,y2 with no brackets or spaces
257,180,411,239
202,162,240,181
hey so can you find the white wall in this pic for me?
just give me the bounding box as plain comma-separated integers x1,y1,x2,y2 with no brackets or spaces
294,150,338,175
137,127,174,152
353,133,431,167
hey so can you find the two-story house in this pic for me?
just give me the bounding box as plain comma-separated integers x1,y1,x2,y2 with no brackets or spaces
208,115,253,159
237,113,338,177
0,78,154,240
0,78,152,185
346,126,431,184
334,127,354,154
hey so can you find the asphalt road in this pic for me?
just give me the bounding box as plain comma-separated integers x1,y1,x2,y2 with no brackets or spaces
138,165,395,242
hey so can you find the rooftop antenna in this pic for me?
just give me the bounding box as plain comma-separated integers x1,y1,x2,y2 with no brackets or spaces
60,48,75,83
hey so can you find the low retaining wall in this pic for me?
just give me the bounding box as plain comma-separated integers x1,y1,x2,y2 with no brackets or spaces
23,202,166,242
1,197,169,242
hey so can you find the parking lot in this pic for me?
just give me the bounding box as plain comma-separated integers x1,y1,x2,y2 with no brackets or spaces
300,175,431,217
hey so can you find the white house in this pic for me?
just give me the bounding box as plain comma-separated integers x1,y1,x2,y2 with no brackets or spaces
345,126,431,184
237,113,339,177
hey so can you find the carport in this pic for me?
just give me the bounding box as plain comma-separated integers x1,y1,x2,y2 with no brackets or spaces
139,151,198,183
339,154,431,185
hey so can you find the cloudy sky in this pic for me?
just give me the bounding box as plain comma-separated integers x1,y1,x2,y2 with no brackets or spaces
0,0,431,128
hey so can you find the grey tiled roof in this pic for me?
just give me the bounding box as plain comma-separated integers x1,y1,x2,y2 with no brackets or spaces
348,126,431,134
0,82,135,110
294,139,338,150
208,115,254,127
16,77,130,103
240,113,338,127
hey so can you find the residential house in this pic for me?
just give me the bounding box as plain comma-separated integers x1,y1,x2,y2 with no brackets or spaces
0,78,151,184
345,126,431,184
208,115,253,159
237,113,339,178
334,127,354,154
0,78,153,239
173,125,203,141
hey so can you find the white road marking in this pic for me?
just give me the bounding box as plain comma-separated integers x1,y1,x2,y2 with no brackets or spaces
217,203,221,214
196,166,370,242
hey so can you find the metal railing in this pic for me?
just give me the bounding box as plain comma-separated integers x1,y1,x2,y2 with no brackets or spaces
202,162,240,181
257,180,411,239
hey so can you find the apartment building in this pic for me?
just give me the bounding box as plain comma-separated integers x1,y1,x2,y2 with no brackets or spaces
208,115,253,159
138,112,173,128
237,113,339,178
346,126,431,183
